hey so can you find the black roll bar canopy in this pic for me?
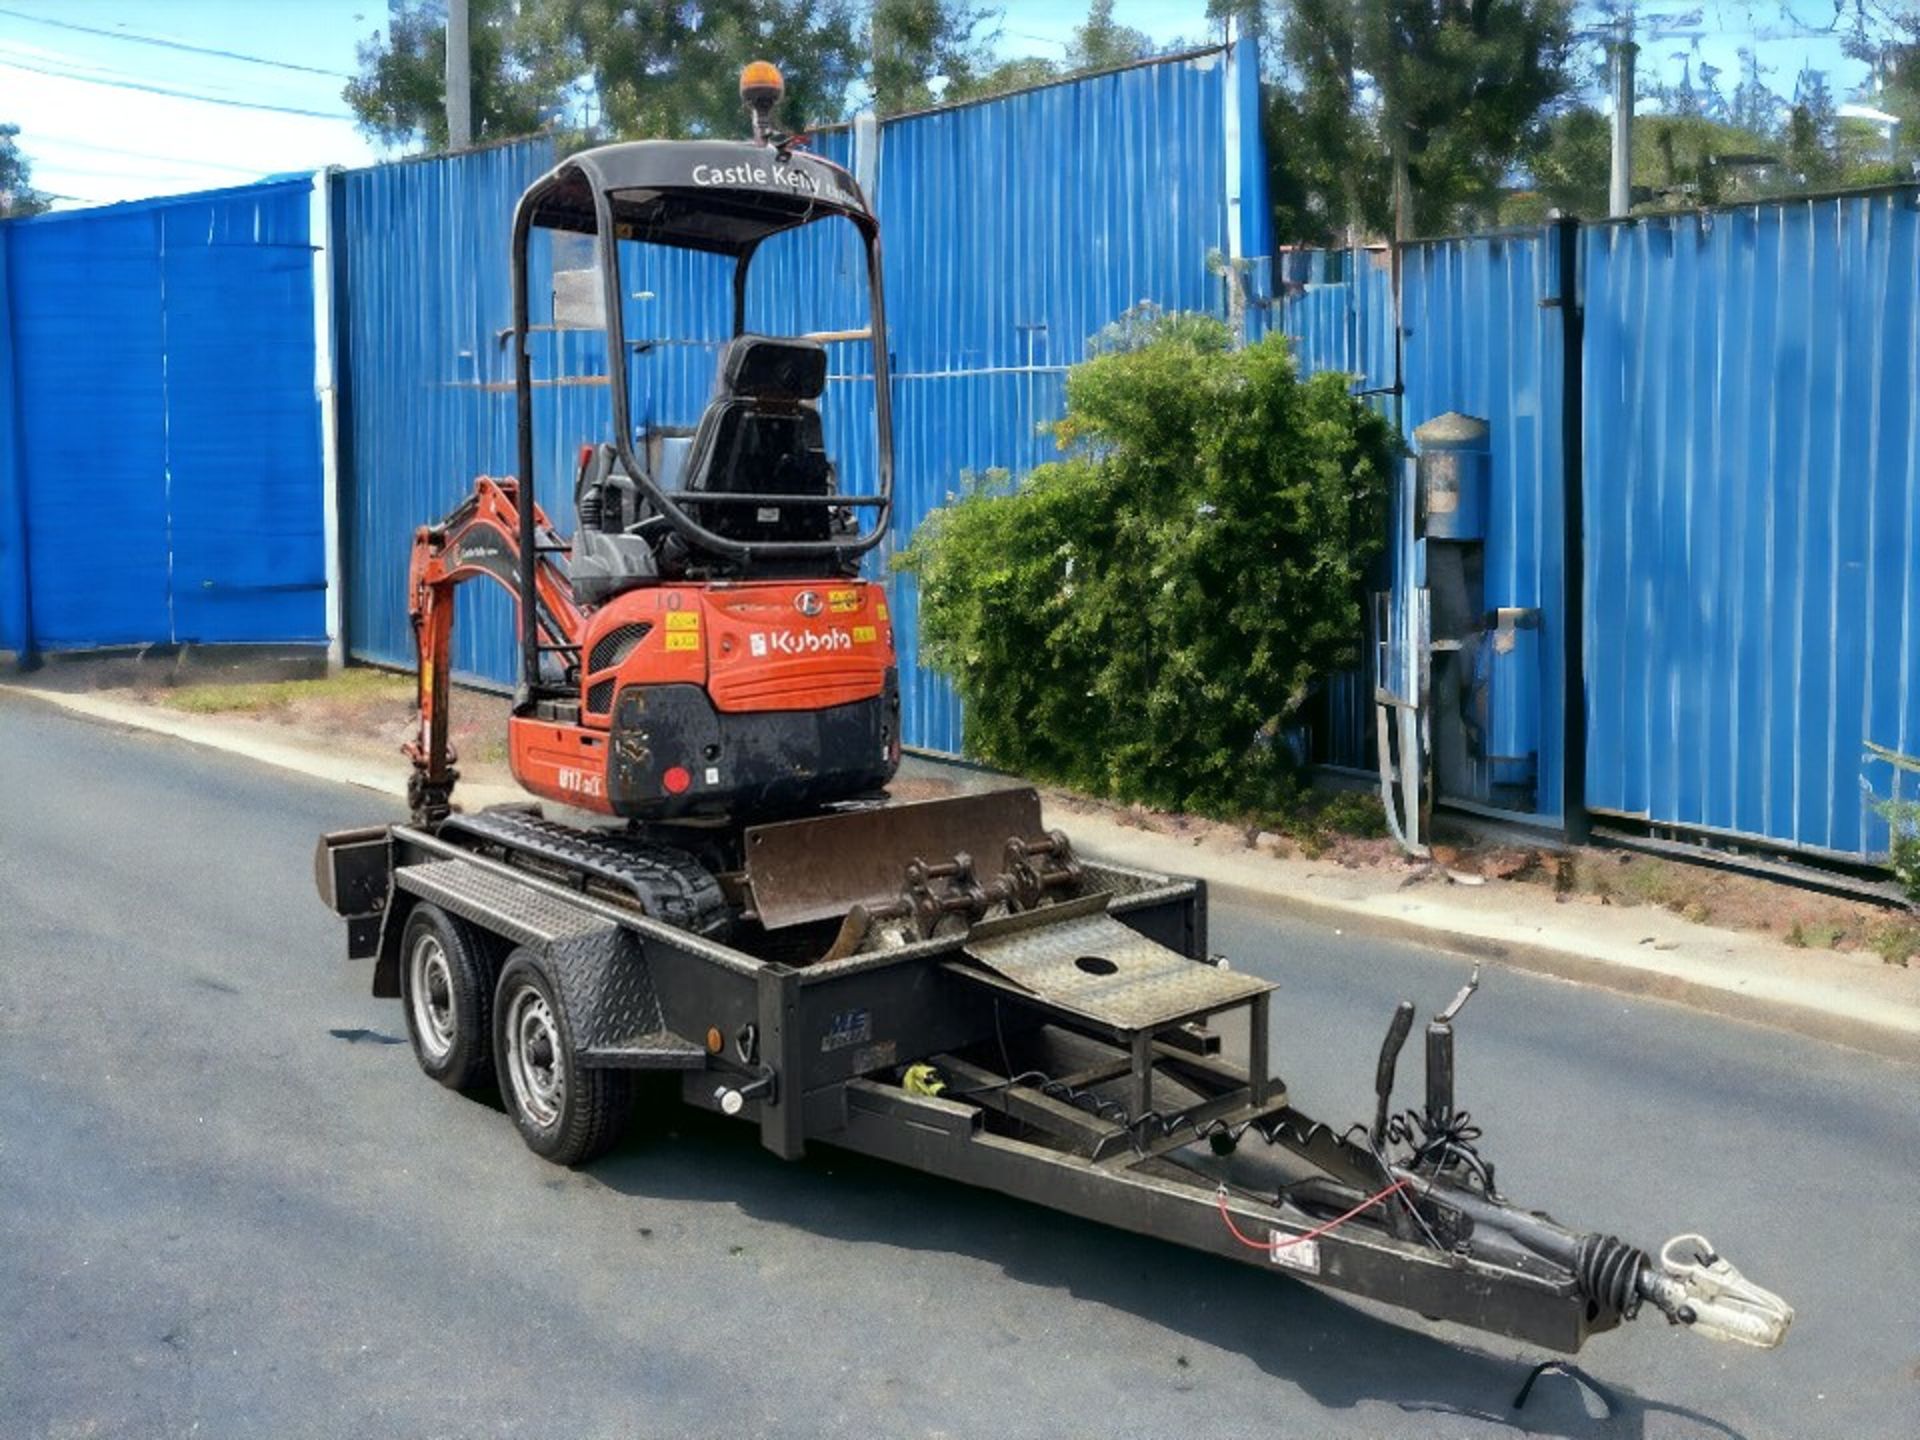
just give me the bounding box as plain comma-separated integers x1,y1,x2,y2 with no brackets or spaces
508,139,895,696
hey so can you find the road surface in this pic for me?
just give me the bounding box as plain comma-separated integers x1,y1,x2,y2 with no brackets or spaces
2,691,1915,1438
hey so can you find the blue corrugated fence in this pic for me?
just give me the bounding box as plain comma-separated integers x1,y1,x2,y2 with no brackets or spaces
0,179,324,653
1581,196,1920,859
1276,192,1920,861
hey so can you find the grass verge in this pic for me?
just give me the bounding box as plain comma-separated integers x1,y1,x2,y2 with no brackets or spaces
157,667,414,716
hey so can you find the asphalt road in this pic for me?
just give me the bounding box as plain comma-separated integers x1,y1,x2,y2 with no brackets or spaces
3,691,1917,1440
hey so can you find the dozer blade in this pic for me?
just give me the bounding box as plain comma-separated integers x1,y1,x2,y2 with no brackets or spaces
743,788,1043,930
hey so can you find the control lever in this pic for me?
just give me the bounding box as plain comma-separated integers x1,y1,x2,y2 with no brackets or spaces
1371,1001,1416,1146
1637,1234,1795,1348
1425,966,1480,1128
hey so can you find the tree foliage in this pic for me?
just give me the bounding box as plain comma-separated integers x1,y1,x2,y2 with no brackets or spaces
529,0,865,138
1,123,48,218
1066,0,1155,71
869,0,998,114
897,311,1395,815
344,0,1185,150
348,0,866,148
344,0,556,149
1267,0,1575,241
1505,95,1912,224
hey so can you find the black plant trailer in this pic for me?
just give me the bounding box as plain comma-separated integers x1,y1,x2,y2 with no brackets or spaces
316,65,1789,1375
315,785,1792,1363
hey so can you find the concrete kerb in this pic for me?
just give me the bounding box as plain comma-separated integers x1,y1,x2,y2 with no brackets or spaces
9,680,1917,1067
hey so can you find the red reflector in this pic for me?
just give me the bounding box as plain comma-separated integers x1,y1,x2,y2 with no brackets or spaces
662,765,692,794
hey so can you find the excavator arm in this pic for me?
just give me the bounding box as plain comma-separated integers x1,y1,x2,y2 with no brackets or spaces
405,476,582,822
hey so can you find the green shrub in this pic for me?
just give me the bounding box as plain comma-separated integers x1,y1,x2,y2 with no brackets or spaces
1866,743,1920,905
1890,817,1920,905
897,310,1395,816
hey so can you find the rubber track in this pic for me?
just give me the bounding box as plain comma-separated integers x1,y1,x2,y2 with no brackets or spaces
442,809,731,938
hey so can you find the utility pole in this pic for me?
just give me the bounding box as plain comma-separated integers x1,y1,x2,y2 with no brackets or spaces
1608,14,1636,217
1392,136,1413,242
445,0,472,150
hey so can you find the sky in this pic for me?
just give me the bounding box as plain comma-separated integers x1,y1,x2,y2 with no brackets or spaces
0,1,1884,213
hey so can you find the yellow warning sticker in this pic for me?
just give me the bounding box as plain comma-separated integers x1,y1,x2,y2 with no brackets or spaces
875,603,889,622
665,632,701,652
829,588,861,613
853,625,877,644
664,611,701,631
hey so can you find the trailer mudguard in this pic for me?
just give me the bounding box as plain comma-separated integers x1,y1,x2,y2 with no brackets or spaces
314,827,394,964
392,859,706,1069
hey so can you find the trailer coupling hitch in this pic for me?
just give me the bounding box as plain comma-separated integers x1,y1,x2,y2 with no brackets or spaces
1637,1233,1795,1348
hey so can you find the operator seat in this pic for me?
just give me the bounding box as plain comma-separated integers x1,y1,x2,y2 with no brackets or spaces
679,334,835,547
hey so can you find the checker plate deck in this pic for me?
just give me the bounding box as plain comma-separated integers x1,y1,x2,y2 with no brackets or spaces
960,904,1272,1032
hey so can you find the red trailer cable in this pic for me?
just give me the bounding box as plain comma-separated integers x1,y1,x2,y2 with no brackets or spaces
1215,1177,1415,1254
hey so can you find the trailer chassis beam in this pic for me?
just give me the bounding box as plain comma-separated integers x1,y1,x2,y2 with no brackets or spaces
830,1080,1598,1353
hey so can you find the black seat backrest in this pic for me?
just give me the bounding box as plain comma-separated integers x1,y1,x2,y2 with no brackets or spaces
681,335,834,546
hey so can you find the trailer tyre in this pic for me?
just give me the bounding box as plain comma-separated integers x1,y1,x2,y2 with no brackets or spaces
399,904,497,1091
494,950,633,1166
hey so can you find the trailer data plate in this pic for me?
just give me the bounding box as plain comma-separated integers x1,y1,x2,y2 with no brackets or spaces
959,907,1273,1032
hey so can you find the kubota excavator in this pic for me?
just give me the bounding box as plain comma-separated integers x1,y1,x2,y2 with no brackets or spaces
406,60,898,840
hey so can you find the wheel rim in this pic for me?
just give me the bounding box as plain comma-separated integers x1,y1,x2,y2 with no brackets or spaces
504,984,564,1129
407,932,456,1062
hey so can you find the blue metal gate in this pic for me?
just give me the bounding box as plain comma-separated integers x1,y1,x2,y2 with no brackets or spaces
1582,195,1920,860
0,180,324,654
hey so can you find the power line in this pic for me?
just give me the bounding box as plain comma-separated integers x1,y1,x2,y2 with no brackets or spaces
29,156,259,183
0,54,355,120
18,133,263,176
0,3,353,80
0,38,265,98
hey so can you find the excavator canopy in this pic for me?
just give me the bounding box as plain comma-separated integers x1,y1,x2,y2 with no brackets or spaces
516,139,876,256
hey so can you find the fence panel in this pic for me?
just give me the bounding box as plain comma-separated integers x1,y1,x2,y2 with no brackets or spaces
1399,231,1568,824
0,180,321,653
1264,246,1396,399
1582,193,1920,859
336,140,562,685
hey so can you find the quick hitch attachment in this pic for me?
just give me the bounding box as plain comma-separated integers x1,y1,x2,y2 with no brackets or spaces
1637,1233,1795,1348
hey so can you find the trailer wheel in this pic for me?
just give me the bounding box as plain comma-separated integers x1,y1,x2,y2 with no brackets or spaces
494,950,633,1166
399,904,497,1091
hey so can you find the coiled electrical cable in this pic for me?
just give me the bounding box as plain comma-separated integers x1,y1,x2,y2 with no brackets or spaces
1385,1107,1500,1197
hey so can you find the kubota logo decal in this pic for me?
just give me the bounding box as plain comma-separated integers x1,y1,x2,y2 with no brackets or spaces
794,591,824,617
748,629,853,657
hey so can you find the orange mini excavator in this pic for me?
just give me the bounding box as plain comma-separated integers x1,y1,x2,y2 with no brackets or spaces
404,62,899,832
